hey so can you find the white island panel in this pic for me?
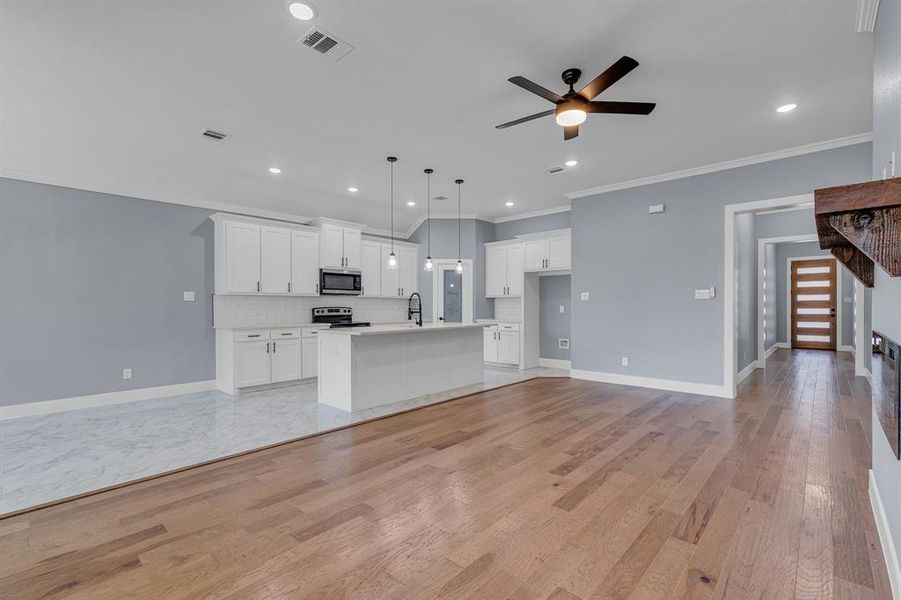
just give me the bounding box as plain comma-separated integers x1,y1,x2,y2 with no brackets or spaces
318,324,485,411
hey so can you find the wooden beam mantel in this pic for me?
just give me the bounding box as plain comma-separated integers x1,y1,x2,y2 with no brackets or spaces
815,177,901,287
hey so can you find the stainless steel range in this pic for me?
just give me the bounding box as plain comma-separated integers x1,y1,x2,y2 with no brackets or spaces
311,307,371,328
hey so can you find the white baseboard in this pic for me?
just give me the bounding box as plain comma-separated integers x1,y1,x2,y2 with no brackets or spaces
838,345,856,354
570,369,730,398
0,380,217,420
869,470,901,600
775,342,791,348
737,362,758,384
538,358,571,369
765,345,779,358
864,368,873,385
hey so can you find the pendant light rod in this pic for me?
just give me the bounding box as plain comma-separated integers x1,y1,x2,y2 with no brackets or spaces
424,168,433,272
387,156,397,251
455,179,464,274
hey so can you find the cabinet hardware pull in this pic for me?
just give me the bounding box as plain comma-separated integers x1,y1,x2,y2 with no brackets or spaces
273,342,276,353
281,333,291,336
266,342,270,353
257,281,261,292
288,282,291,293
248,334,261,338
315,283,319,293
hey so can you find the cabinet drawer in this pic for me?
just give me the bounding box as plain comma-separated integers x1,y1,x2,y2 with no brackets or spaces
301,327,327,338
271,328,301,339
236,330,270,342
498,323,520,332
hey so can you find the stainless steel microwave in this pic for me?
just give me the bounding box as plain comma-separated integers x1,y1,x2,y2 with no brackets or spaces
319,269,362,295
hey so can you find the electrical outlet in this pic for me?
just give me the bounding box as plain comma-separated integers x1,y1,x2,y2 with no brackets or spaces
183,291,195,302
648,204,665,214
558,338,570,349
122,368,132,380
580,292,590,301
559,304,566,314
621,356,629,367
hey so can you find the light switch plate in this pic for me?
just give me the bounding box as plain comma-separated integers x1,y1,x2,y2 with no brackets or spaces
184,291,195,302
559,304,566,314
580,292,590,301
122,368,132,380
621,356,629,367
648,204,665,214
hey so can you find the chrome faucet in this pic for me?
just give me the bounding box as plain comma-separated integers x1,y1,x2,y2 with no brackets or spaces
408,292,422,326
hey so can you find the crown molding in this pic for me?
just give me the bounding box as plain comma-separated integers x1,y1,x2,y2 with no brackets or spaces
565,132,873,200
855,0,880,32
493,205,571,224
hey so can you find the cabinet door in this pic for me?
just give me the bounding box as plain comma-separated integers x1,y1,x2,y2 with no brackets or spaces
546,236,571,270
506,243,524,297
399,246,418,296
360,241,382,297
270,338,301,383
290,230,319,295
485,246,507,297
497,331,520,365
522,240,547,271
302,337,318,378
380,244,400,296
320,224,345,268
260,226,291,294
235,341,270,387
342,228,362,269
483,328,498,362
225,221,261,293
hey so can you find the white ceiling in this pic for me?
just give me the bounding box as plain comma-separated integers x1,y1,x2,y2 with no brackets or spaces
0,1,873,233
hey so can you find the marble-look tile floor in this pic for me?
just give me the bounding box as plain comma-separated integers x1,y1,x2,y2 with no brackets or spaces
0,367,566,515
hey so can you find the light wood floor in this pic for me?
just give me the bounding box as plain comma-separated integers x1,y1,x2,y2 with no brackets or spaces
0,349,892,599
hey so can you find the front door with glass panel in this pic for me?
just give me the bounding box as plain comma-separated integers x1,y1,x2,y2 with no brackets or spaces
790,258,837,350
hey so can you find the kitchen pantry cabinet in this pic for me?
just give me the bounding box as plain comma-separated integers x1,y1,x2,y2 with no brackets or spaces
485,242,523,298
320,223,361,269
213,215,320,296
482,323,520,366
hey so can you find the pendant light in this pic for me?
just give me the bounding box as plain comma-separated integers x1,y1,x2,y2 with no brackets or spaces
455,179,464,274
386,156,398,270
424,168,434,272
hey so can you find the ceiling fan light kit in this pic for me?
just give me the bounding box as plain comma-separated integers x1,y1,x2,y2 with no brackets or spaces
497,56,656,140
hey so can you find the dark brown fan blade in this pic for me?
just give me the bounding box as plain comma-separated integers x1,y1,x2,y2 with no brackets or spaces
578,56,639,100
563,125,579,140
585,101,656,115
495,109,555,129
508,76,564,104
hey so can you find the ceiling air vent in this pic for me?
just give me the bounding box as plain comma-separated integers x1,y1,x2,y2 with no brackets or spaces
299,27,354,62
201,129,229,141
547,166,565,174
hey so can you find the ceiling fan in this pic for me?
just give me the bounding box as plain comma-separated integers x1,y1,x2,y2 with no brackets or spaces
496,56,656,140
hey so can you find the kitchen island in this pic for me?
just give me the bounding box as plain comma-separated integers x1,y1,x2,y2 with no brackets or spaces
317,322,487,411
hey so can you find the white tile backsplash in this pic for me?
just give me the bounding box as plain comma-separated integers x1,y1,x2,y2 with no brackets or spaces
494,297,522,322
214,295,409,328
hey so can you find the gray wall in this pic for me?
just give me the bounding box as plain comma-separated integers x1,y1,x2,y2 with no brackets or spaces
539,275,571,361
871,0,901,566
407,218,495,321
570,142,872,385
763,244,777,349
494,210,570,241
736,213,757,371
755,208,817,238
0,178,215,406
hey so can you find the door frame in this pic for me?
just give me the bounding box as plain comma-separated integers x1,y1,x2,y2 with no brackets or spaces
430,259,474,324
786,255,841,352
755,234,818,369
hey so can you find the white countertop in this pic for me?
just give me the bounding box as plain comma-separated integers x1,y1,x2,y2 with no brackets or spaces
215,323,327,330
317,322,489,336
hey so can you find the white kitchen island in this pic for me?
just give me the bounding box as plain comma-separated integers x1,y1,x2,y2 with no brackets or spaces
317,322,487,411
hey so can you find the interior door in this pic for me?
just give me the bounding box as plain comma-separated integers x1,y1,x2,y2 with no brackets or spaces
270,338,301,383
225,221,261,293
260,226,291,293
791,258,837,350
290,230,319,295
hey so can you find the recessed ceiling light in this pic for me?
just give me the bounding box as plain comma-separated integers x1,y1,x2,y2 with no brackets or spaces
565,160,579,167
287,1,317,20
268,167,282,174
347,186,358,193
505,201,515,207
406,201,416,207
776,103,798,113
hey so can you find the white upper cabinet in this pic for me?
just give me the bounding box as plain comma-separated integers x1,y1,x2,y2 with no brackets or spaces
320,223,362,269
380,244,400,297
398,246,418,297
290,230,319,295
225,221,261,294
520,231,571,272
260,226,292,294
485,242,523,298
360,240,382,297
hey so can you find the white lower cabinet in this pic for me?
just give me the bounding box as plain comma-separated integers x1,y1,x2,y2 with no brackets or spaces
483,323,520,366
220,327,317,393
235,339,271,388
301,328,319,379
270,338,302,383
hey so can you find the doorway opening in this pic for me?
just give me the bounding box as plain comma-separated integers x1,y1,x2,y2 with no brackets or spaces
430,259,473,324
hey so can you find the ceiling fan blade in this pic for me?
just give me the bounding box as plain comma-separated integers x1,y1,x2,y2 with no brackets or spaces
578,56,639,100
563,125,579,140
585,101,656,115
508,76,564,104
495,109,555,129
